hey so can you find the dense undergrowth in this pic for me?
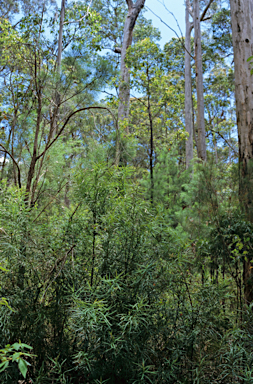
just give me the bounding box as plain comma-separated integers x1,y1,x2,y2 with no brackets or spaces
0,161,253,383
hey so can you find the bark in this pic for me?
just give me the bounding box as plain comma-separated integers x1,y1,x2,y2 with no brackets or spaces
0,144,21,188
25,87,42,203
194,0,206,161
53,0,65,137
147,68,154,204
230,0,253,304
185,5,194,168
117,0,146,131
56,0,65,72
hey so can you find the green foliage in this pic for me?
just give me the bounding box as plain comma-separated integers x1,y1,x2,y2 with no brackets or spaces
247,55,253,75
0,341,33,378
0,0,246,383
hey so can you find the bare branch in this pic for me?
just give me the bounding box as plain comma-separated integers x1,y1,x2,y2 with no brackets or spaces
200,0,215,21
146,6,194,59
209,128,238,155
36,106,117,161
33,181,69,223
158,0,184,38
0,144,21,188
63,0,93,25
40,245,75,303
202,16,212,22
186,0,194,18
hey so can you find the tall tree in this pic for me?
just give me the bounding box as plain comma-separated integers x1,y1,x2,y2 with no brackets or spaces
117,0,146,132
52,0,65,138
56,0,65,72
185,0,215,164
194,0,206,161
230,0,253,304
185,3,194,168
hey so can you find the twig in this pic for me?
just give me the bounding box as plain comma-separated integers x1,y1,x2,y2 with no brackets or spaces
40,245,75,303
69,202,82,221
145,6,194,59
0,144,21,188
158,0,184,38
63,0,93,25
33,181,69,222
209,128,238,155
200,0,215,22
36,106,117,161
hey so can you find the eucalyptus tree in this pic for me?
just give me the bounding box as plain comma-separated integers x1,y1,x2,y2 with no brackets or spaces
117,0,146,132
184,0,215,164
230,0,253,304
185,2,194,168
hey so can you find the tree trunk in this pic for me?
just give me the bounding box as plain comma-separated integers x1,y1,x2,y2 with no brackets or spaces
117,0,146,131
230,0,253,304
52,0,65,138
194,0,206,161
185,6,194,169
56,0,65,72
25,88,42,204
147,69,154,204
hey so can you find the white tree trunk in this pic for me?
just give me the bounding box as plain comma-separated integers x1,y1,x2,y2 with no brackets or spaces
52,0,65,138
57,0,65,72
230,0,253,303
117,0,146,131
185,5,194,168
194,0,206,161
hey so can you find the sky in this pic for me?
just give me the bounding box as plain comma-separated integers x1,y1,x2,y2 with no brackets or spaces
145,0,185,47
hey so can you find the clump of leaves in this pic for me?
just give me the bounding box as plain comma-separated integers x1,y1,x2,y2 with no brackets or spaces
0,341,33,378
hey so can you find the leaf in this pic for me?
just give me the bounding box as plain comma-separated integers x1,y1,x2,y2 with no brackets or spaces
18,358,28,378
21,344,33,350
12,343,22,351
12,352,21,361
0,360,9,372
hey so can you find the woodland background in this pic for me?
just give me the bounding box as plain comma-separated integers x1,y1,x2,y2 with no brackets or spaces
0,0,253,383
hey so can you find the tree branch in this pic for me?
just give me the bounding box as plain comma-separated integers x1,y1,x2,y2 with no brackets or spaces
134,0,145,10
0,144,21,188
126,0,133,9
146,6,194,59
40,245,75,303
36,106,117,161
33,181,69,223
63,0,93,25
200,0,215,21
202,16,212,22
158,0,184,38
186,0,194,18
209,128,238,155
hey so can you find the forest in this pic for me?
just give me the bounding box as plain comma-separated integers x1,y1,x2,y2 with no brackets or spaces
0,0,253,382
